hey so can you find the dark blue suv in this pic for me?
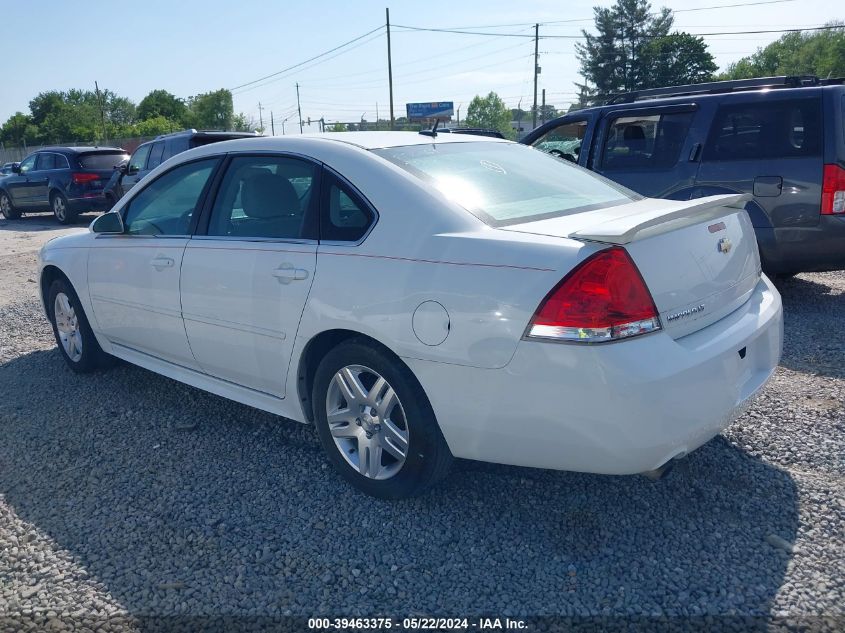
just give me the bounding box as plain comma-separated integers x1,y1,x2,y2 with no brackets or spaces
523,76,845,275
0,146,128,224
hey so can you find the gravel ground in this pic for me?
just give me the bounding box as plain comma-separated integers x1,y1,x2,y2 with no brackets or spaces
0,216,843,631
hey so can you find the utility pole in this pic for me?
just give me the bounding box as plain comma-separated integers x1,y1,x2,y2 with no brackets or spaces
457,105,460,126
386,8,395,130
258,102,264,131
296,83,303,133
541,89,546,125
532,23,539,130
94,81,107,143
320,117,325,133
270,110,275,136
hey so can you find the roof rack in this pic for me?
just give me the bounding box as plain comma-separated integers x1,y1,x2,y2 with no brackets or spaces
605,75,822,104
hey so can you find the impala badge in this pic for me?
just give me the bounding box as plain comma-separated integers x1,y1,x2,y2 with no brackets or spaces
717,238,732,254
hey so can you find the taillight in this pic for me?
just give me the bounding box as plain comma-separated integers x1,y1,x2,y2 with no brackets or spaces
525,247,661,343
822,164,845,215
71,172,99,184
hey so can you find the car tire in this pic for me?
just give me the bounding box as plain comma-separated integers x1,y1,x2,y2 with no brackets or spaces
0,191,21,219
312,340,453,499
47,278,112,373
51,191,76,225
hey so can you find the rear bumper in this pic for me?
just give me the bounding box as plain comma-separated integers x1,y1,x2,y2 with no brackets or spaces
757,216,845,273
407,275,783,474
67,195,111,213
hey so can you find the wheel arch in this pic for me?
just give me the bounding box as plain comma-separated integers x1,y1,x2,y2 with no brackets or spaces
39,264,72,315
296,328,421,424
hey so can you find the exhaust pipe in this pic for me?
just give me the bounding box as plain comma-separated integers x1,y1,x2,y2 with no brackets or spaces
641,453,687,481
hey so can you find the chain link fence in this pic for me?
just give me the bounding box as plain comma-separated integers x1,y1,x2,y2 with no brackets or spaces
0,137,155,164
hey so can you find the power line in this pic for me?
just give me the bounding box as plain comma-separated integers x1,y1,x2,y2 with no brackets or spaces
229,25,384,93
393,22,841,40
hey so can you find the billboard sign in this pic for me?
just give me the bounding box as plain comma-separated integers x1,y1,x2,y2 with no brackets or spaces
406,101,454,120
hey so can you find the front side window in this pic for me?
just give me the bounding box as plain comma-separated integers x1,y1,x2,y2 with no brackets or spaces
36,153,56,170
321,175,374,242
207,155,317,240
374,142,636,227
532,119,587,162
601,111,694,170
129,144,151,172
123,158,218,236
18,155,36,174
704,99,822,161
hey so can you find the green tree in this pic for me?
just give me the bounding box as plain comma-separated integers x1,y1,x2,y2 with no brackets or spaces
232,113,256,132
640,32,717,88
0,112,39,145
188,89,234,130
466,92,513,138
330,122,348,132
134,116,180,137
137,90,188,124
576,0,715,100
720,23,845,79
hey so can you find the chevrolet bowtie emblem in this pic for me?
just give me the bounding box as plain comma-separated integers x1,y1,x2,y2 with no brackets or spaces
717,237,732,254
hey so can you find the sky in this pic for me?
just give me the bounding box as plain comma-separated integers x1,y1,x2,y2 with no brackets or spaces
1,0,840,134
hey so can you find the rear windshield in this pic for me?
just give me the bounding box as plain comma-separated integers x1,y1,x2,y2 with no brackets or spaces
77,152,129,170
373,142,636,227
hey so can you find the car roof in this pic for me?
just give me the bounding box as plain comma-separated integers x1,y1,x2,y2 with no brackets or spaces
36,146,126,154
294,131,511,150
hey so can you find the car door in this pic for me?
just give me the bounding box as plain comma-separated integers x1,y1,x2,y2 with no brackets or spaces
122,143,152,194
32,152,57,206
87,157,221,368
7,154,38,207
693,96,824,229
180,154,320,397
593,104,701,199
527,113,596,167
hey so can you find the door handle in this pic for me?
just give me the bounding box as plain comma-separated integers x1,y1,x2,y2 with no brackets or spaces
272,264,309,284
150,256,175,270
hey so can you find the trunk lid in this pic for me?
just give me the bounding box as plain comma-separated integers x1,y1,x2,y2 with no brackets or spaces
502,194,762,338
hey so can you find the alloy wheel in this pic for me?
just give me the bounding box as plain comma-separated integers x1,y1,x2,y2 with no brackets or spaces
54,292,83,362
325,364,410,480
53,195,66,222
0,194,10,218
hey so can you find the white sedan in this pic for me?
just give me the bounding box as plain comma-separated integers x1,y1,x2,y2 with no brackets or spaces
38,132,783,498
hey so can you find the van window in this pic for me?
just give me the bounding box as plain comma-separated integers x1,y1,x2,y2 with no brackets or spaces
704,99,822,161
146,142,166,170
532,119,587,162
601,111,694,170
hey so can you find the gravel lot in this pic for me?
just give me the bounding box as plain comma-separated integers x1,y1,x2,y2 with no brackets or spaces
0,214,843,631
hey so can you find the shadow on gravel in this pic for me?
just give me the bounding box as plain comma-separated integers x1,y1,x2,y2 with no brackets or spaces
1,348,799,620
0,212,98,231
775,275,845,379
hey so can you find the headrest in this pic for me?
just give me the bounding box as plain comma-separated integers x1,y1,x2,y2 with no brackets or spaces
623,125,646,141
241,172,300,219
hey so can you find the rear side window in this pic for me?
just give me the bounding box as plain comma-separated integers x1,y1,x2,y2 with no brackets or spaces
321,175,375,242
704,99,822,161
207,155,318,240
601,111,694,170
78,152,129,170
36,153,56,170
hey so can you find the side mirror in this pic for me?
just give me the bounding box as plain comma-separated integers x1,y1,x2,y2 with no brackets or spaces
126,165,138,176
91,212,125,234
11,163,21,174
118,163,128,175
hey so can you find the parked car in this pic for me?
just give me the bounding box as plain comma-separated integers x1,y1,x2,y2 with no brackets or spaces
102,159,128,209
523,76,845,276
0,147,128,223
38,133,783,498
111,129,261,204
0,162,19,176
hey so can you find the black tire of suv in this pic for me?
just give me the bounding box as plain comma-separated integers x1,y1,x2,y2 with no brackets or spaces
51,191,77,225
47,278,112,373
312,340,453,499
0,191,21,219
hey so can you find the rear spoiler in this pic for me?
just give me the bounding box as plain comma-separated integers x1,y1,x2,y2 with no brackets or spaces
569,194,751,245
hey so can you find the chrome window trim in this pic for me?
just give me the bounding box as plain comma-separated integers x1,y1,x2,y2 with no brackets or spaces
192,235,318,246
